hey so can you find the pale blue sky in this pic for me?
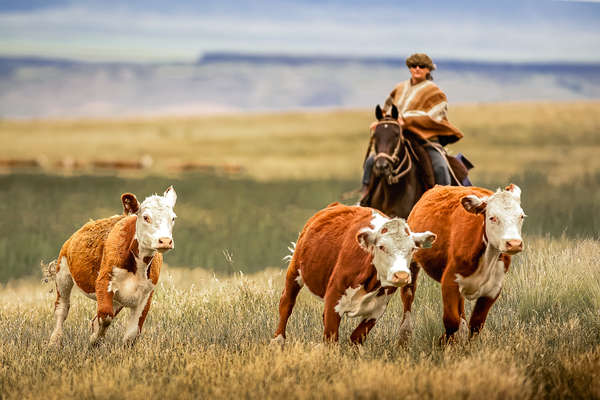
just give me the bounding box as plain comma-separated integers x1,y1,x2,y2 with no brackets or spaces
0,0,599,62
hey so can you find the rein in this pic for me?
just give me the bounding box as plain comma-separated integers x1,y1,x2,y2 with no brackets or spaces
370,120,416,185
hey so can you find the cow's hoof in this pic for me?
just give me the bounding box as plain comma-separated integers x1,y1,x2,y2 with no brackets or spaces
398,314,413,346
270,335,285,349
457,318,469,343
49,333,62,347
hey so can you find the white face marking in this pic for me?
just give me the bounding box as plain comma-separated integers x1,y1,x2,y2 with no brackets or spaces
484,189,525,253
136,187,177,254
358,212,435,287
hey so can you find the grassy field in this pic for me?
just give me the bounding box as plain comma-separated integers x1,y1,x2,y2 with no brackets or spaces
1,169,599,282
1,237,599,399
1,102,600,182
1,102,599,399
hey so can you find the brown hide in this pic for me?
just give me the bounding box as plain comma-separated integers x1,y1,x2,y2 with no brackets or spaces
407,185,512,339
408,185,496,281
57,215,163,317
274,203,398,343
58,215,126,294
293,203,385,298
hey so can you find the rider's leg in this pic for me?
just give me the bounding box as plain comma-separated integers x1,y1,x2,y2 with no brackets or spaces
359,155,375,203
426,145,451,185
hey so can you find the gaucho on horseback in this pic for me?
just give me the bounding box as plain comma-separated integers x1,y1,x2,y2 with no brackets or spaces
359,53,472,218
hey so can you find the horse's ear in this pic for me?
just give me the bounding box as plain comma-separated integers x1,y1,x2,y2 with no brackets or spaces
375,105,383,121
391,104,399,120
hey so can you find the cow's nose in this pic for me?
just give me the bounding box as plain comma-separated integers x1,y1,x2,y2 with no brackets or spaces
158,237,174,249
391,271,411,286
505,239,523,253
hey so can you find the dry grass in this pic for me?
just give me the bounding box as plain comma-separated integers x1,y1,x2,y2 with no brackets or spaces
1,102,600,181
1,236,599,399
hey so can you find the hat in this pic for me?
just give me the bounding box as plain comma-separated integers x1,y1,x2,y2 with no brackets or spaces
406,53,436,71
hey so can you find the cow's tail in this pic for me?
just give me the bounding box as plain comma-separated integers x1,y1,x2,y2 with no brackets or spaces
283,242,296,264
41,259,58,285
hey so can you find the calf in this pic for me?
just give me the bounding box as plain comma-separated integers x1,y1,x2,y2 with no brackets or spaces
47,187,177,346
273,202,435,345
404,184,525,342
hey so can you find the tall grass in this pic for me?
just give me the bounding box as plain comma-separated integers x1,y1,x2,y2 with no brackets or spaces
0,237,598,399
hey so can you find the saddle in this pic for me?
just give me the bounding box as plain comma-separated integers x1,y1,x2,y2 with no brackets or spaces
404,131,473,188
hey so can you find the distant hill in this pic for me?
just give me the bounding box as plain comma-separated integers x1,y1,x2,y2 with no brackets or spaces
1,54,599,118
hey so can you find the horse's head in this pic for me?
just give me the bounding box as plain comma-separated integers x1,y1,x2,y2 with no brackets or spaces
371,104,403,177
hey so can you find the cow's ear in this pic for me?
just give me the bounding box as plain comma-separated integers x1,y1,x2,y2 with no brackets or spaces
375,105,384,121
164,186,177,207
461,195,487,214
121,193,139,215
413,231,437,249
505,183,522,203
357,229,377,252
390,104,399,120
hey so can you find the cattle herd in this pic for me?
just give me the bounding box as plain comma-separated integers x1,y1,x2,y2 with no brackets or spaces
46,182,525,347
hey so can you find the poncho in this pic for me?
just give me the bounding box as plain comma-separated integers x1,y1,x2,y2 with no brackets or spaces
382,79,463,145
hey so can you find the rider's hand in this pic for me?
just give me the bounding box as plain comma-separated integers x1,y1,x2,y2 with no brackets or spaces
398,117,405,126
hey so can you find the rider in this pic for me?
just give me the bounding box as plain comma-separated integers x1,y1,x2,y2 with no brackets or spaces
360,53,463,202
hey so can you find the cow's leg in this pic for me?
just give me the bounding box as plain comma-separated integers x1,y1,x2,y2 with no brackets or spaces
350,318,377,345
272,260,303,346
49,257,74,346
469,294,499,337
123,291,154,345
440,270,462,343
90,304,123,346
323,292,342,343
398,262,420,344
90,271,116,345
456,295,469,341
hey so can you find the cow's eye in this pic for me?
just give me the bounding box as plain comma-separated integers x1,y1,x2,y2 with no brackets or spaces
143,215,151,223
378,245,385,252
520,214,527,220
489,216,498,223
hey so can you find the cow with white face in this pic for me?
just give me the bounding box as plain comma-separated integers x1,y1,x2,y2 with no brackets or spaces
47,187,177,346
405,184,526,342
273,202,436,345
461,184,525,255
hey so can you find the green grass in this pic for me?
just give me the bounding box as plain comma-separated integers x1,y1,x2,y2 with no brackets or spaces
1,169,599,282
0,236,599,399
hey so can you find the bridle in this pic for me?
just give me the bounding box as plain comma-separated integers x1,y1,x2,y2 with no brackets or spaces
370,119,418,185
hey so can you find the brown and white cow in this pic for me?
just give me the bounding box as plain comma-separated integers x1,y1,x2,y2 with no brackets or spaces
47,187,177,346
273,202,436,345
404,184,525,342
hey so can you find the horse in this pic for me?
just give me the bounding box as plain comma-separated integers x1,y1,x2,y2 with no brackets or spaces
360,104,468,219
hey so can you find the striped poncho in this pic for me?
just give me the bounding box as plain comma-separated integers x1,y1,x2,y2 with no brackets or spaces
382,79,463,145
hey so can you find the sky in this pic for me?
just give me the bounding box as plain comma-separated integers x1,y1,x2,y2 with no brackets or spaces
0,0,599,63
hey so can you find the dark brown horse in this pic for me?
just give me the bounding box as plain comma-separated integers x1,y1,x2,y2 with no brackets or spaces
360,104,468,219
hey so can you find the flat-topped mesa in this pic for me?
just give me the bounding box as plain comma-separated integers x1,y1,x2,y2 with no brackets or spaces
47,186,177,346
